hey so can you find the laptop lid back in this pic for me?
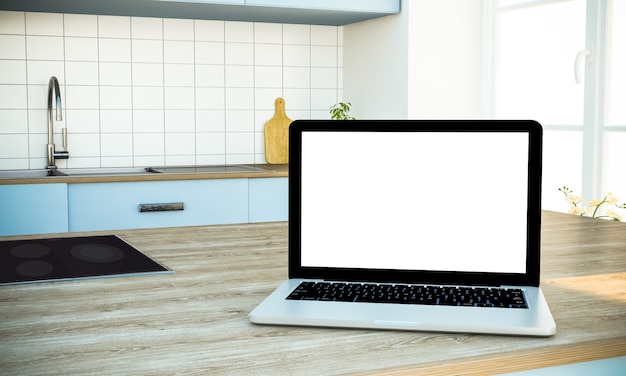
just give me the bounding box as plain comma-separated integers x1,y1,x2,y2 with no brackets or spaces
288,120,543,287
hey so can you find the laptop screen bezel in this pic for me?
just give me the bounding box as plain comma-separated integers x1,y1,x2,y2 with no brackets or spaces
288,119,543,287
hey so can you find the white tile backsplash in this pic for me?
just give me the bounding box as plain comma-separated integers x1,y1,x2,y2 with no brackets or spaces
164,41,194,63
25,12,64,36
226,110,254,132
131,17,163,40
254,23,282,44
283,24,310,45
0,109,28,133
255,66,282,88
225,88,254,110
164,18,194,41
0,10,342,170
284,66,310,88
101,133,133,156
65,86,99,109
283,45,310,66
99,38,132,62
164,87,195,110
196,110,225,132
100,62,132,86
0,11,25,35
311,45,338,67
68,133,100,157
101,109,132,133
195,41,225,65
225,65,254,87
132,63,163,86
195,65,224,87
164,64,195,87
255,44,282,66
166,132,195,155
64,14,98,37
225,21,253,43
196,87,225,110
66,109,100,133
311,67,337,89
98,15,131,38
133,110,164,132
134,133,165,156
225,43,254,65
133,87,164,110
65,37,99,61
311,25,338,46
26,36,64,60
165,110,195,132
0,60,26,84
0,35,26,59
65,61,99,85
0,134,29,158
0,85,27,109
195,20,224,42
133,39,164,63
27,61,65,85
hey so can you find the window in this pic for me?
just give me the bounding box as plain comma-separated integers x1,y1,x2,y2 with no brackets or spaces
487,0,625,212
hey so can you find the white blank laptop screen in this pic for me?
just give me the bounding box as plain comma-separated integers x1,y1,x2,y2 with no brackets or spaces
300,131,529,274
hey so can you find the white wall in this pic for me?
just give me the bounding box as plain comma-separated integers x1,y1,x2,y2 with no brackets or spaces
344,0,483,120
344,8,409,119
0,11,343,170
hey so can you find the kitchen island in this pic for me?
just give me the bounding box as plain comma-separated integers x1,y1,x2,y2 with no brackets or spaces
1,211,625,375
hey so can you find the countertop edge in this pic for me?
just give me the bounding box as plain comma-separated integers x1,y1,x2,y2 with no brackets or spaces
0,164,288,185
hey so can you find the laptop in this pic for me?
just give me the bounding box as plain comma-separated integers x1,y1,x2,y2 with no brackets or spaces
250,119,556,336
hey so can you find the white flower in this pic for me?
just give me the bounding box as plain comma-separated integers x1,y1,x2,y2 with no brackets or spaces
568,195,584,204
606,210,623,221
606,192,619,205
569,206,583,215
589,199,602,207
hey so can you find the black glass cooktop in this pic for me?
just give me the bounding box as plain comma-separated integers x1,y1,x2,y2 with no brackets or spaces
0,235,172,285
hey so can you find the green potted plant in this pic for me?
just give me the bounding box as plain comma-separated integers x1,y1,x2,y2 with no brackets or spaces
329,102,355,120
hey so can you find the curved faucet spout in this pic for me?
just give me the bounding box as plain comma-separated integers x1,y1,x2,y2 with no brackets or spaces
47,76,65,169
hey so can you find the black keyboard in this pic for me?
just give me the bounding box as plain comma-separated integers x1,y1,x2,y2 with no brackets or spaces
286,281,528,309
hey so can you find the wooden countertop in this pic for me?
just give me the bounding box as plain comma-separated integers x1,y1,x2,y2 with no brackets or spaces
0,164,288,185
1,211,625,375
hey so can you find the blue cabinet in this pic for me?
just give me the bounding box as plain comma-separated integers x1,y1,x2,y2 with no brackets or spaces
249,177,288,222
0,177,287,235
68,179,248,231
0,183,69,236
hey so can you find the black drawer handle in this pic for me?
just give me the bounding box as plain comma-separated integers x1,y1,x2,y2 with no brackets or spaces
139,202,184,212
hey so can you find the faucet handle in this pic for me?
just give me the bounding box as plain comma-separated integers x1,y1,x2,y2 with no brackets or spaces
62,128,68,151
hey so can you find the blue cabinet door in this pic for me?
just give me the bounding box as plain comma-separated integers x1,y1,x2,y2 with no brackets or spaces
248,177,288,222
0,184,69,236
68,179,248,231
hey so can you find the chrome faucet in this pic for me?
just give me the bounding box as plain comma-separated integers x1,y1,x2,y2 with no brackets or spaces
47,76,69,169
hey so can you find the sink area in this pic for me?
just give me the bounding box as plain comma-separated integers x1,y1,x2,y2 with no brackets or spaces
0,165,275,179
54,167,158,176
0,169,53,178
150,165,272,174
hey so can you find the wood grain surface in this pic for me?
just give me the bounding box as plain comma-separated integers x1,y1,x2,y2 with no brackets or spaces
1,211,625,375
264,97,292,164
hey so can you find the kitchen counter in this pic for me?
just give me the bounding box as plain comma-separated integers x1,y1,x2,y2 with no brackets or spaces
0,164,288,185
1,211,625,375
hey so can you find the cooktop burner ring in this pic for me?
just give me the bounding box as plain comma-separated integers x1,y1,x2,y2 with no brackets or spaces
70,244,125,263
10,244,51,259
16,260,54,277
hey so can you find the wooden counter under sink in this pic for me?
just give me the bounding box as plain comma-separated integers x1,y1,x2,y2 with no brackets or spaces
0,164,288,185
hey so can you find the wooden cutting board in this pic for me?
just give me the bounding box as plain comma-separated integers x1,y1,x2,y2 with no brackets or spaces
264,97,292,164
